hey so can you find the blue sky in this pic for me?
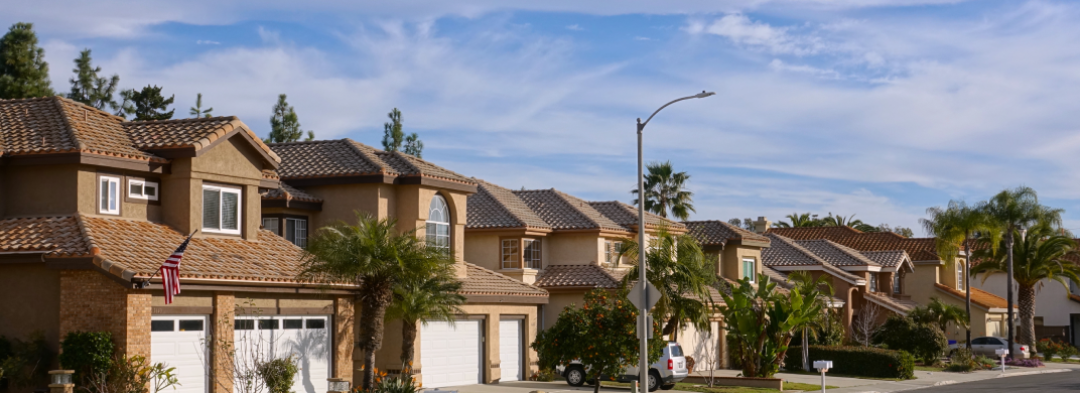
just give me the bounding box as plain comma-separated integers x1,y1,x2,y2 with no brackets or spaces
8,0,1080,235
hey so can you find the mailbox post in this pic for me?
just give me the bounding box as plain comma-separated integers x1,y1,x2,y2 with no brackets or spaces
813,360,833,393
995,348,1009,375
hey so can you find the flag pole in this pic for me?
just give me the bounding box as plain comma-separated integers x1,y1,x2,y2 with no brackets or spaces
137,230,197,289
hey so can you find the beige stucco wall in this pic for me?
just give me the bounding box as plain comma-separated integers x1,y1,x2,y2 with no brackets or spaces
721,245,762,282
542,292,586,330
973,273,1080,327
906,263,942,305
464,233,501,272
0,263,61,355
4,164,79,216
547,233,603,265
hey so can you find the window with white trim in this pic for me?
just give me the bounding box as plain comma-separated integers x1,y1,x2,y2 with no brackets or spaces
99,176,120,215
869,274,878,292
202,184,241,235
605,240,623,265
523,239,542,269
426,195,451,253
128,179,159,200
284,218,307,248
894,273,902,294
262,217,280,235
957,262,965,290
501,239,519,269
742,258,756,283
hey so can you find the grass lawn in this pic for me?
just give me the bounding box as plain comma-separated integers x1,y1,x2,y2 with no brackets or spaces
599,381,837,392
914,365,945,372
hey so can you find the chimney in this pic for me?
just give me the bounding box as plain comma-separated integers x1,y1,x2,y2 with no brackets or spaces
753,216,771,233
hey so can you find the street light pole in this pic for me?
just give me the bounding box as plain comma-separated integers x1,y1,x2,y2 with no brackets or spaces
636,91,714,390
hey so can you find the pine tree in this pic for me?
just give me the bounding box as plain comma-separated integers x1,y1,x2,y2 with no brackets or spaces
265,94,314,143
117,85,175,121
189,93,213,118
67,49,120,110
0,22,55,99
381,108,423,157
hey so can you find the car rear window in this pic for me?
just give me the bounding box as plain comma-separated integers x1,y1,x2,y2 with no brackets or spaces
669,344,684,357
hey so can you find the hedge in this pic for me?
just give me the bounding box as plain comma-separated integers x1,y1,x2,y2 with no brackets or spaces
785,345,914,379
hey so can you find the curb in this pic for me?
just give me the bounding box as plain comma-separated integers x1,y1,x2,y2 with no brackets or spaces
993,368,1070,378
838,368,1071,392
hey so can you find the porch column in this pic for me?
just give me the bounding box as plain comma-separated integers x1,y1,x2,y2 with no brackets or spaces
211,292,235,393
333,296,355,382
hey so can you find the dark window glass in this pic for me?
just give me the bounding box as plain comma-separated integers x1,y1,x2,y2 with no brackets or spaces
669,344,684,357
306,319,326,329
151,320,174,332
259,319,279,330
179,320,204,331
235,320,255,330
971,338,988,345
283,319,303,329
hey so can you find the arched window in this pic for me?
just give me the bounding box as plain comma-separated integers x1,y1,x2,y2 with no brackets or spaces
426,195,450,253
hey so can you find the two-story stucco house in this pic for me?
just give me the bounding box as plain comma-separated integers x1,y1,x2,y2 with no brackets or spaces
765,222,1014,341
0,96,356,393
261,140,548,388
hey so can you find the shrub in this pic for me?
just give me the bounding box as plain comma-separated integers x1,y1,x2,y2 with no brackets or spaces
257,357,299,393
872,315,947,365
0,332,52,389
80,354,179,393
785,346,914,380
1005,358,1043,368
974,355,996,369
60,332,114,383
946,347,975,372
364,372,417,393
1037,339,1062,361
1059,344,1078,362
529,368,559,382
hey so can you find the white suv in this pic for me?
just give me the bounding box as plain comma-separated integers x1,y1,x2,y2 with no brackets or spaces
562,342,688,392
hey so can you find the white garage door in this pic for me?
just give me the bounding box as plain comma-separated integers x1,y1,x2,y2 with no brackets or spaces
499,320,522,382
151,316,208,393
420,320,482,388
234,316,331,393
678,321,719,372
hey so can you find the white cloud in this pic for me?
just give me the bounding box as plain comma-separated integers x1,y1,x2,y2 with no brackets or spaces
566,24,583,31
196,40,221,45
687,13,825,55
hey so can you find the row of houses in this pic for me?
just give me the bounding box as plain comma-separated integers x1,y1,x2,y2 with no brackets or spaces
0,97,1077,393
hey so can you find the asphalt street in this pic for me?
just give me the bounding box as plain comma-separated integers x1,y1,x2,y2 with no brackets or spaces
916,370,1080,393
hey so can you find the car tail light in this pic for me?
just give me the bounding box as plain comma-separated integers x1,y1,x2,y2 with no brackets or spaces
667,359,673,370
1021,346,1027,351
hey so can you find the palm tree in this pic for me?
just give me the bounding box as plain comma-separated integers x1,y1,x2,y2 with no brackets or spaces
789,271,834,371
971,221,1080,353
773,212,820,228
630,161,695,221
921,200,996,348
979,186,1062,357
386,273,465,368
617,226,715,341
298,213,458,390
909,297,969,334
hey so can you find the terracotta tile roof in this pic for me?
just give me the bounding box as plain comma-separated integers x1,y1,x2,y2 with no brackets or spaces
458,263,548,297
534,264,622,288
934,283,1013,310
513,189,627,232
269,139,474,185
794,240,879,267
0,216,91,255
864,292,919,315
762,266,793,288
684,220,770,247
123,116,280,162
861,250,911,269
762,234,866,284
466,179,551,229
262,182,323,203
768,227,941,261
588,201,686,231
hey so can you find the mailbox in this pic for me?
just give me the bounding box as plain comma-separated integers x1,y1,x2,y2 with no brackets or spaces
813,360,833,372
995,348,1009,357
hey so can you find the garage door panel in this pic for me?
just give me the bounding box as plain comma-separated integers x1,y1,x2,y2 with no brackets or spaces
498,320,522,382
151,316,208,393
234,316,331,393
420,320,482,388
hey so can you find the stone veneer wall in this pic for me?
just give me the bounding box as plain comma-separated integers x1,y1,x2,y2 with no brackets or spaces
211,292,235,393
58,270,151,357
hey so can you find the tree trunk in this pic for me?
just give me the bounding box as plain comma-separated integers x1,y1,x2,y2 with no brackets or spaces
802,328,810,372
358,280,395,390
1005,232,1015,360
964,242,972,350
1018,284,1038,352
399,319,418,371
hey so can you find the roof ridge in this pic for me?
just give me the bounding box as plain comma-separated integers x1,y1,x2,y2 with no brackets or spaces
473,179,528,228
551,190,605,229
822,239,882,266
386,150,422,175
124,115,239,124
52,95,128,122
50,96,84,151
769,233,831,266
342,139,393,175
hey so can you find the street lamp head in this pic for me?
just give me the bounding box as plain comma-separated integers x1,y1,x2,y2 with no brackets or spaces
1019,227,1028,242
694,90,716,99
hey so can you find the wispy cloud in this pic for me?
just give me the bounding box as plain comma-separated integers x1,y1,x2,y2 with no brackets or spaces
686,13,825,55
566,24,583,31
196,40,221,45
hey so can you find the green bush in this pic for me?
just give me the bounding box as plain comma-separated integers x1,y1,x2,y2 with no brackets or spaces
974,355,996,369
0,332,52,390
785,346,914,379
945,347,975,373
257,357,299,393
1060,344,1078,362
872,315,947,365
367,373,417,393
529,368,559,382
59,332,114,384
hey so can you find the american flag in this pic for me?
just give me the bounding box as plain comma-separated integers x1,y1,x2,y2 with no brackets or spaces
161,232,195,304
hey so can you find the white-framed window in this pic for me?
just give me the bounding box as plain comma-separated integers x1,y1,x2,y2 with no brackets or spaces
501,239,519,269
202,184,241,235
869,274,878,292
894,273,902,294
284,218,307,248
957,262,965,290
742,258,756,283
128,179,159,200
605,240,623,265
99,175,120,215
426,195,451,253
262,217,280,235
523,239,542,269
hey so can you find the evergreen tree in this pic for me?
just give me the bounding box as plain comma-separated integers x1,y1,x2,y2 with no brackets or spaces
381,108,424,157
0,22,55,99
67,49,119,110
403,132,423,158
189,93,213,118
117,85,175,121
265,94,314,143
